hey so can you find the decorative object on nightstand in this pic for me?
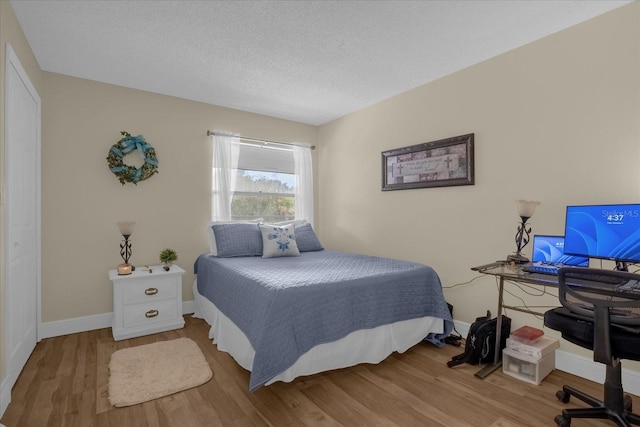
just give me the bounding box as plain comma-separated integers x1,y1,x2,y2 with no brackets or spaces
159,248,178,271
109,264,185,340
507,199,541,264
117,221,136,275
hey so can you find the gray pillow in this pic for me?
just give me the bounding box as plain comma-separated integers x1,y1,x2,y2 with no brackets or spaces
212,223,262,257
294,223,324,252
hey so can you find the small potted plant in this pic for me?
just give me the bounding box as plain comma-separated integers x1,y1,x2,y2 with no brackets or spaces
159,248,178,271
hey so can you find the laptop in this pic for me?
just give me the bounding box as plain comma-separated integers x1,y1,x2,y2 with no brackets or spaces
522,235,589,275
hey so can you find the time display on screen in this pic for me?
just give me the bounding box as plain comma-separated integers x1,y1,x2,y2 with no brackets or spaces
602,209,639,223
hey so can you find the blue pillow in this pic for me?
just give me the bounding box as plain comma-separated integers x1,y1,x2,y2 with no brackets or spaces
212,223,262,257
294,223,324,252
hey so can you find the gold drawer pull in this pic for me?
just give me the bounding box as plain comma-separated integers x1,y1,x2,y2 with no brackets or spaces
145,287,158,296
145,309,159,318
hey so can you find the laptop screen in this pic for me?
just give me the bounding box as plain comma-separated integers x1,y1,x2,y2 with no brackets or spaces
531,235,589,266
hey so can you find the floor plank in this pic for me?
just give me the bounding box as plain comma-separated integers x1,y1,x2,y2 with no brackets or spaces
0,315,631,426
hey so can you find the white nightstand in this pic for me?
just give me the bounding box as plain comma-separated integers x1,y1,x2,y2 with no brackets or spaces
109,265,185,341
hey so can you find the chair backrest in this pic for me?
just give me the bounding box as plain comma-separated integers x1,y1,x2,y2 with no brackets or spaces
557,267,640,363
558,267,640,325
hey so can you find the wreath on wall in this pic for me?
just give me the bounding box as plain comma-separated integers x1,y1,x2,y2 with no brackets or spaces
106,131,159,185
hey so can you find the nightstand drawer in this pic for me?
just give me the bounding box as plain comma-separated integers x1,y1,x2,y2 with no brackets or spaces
122,276,177,304
123,299,179,328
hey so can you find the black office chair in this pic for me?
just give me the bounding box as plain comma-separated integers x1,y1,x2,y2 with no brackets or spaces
544,267,640,427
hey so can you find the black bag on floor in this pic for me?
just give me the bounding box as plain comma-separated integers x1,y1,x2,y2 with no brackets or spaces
447,311,511,367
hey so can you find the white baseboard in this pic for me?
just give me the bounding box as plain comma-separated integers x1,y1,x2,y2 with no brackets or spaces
452,319,470,338
182,300,195,317
452,319,640,396
39,312,113,339
556,349,640,396
555,348,605,384
0,376,10,422
39,300,196,340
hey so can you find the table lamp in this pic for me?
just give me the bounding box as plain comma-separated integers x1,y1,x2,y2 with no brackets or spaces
117,221,136,275
507,200,540,264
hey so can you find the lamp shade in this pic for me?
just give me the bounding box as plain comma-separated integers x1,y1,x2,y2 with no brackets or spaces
515,200,540,218
117,221,136,236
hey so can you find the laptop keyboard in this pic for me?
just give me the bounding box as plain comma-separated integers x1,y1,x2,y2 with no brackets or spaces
522,263,563,275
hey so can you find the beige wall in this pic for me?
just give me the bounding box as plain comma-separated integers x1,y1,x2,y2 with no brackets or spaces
0,0,43,392
318,3,640,359
41,72,317,322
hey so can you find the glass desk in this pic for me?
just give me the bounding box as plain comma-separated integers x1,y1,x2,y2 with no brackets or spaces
472,262,640,379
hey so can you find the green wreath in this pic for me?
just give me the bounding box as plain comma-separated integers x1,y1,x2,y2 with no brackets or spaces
106,131,159,185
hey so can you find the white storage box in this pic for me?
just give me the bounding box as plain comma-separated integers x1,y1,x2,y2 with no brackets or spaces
503,347,555,385
506,336,559,359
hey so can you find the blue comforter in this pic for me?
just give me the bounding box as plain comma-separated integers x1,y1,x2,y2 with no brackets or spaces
194,250,452,390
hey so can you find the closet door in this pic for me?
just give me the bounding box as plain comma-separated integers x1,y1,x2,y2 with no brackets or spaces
4,44,41,397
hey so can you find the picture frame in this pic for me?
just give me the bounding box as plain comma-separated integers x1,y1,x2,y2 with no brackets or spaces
381,133,474,191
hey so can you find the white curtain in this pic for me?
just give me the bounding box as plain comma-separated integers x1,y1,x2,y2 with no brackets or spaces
293,145,314,227
211,132,240,221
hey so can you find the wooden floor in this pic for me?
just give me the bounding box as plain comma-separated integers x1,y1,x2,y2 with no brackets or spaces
0,316,629,427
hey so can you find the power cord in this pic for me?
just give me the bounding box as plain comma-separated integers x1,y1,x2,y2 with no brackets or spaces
442,274,485,289
442,275,495,346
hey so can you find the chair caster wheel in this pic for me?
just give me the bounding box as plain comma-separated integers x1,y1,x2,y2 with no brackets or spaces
554,415,570,426
556,390,570,403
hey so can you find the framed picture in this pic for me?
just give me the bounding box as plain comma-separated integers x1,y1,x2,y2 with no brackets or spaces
381,133,474,191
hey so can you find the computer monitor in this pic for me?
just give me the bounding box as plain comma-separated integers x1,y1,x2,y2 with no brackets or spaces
564,204,640,265
531,235,589,266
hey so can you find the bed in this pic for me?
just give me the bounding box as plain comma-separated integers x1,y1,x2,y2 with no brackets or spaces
193,221,453,391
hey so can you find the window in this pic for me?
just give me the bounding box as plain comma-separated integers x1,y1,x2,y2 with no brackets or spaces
212,133,313,225
232,144,295,222
231,169,295,222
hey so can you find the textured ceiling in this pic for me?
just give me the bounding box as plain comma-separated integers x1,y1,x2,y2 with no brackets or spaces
10,0,631,125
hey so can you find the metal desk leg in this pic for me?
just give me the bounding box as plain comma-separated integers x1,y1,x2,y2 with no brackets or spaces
474,275,505,379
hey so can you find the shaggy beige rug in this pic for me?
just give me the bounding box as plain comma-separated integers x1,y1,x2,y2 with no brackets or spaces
108,337,213,407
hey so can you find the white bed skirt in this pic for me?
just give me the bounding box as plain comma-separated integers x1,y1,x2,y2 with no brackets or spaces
192,280,444,386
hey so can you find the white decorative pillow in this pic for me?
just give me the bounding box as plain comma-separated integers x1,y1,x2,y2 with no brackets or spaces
206,218,262,255
259,224,300,258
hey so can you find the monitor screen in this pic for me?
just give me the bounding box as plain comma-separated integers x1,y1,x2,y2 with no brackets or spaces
564,204,640,263
531,235,589,266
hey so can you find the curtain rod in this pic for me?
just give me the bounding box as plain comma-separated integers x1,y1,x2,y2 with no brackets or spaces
207,130,315,150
